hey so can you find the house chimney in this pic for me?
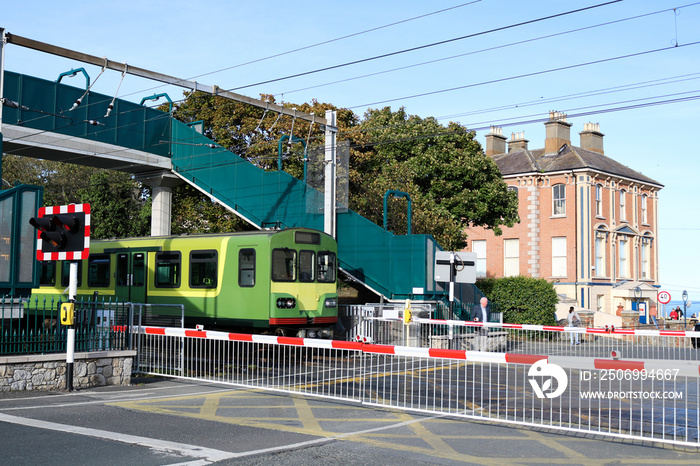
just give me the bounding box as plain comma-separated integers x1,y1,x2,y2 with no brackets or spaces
579,122,604,154
544,111,572,154
508,131,528,152
485,126,507,156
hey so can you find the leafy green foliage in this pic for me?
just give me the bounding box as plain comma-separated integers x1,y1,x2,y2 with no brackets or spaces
478,276,558,325
346,107,519,249
171,184,254,235
79,171,150,239
2,155,150,239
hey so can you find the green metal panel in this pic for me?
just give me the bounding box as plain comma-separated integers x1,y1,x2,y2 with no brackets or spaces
2,71,171,157
0,184,43,296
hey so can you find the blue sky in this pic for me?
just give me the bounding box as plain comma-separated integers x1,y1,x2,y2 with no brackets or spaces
2,0,700,303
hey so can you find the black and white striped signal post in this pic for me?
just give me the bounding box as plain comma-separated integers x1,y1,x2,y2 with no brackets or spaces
434,251,477,320
29,204,90,391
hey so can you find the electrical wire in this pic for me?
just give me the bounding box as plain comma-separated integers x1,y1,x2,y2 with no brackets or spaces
347,41,700,110
276,3,700,98
180,1,484,83
113,1,486,100
225,0,623,92
436,72,700,121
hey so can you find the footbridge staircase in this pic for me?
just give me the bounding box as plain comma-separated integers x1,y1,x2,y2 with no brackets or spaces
1,70,478,303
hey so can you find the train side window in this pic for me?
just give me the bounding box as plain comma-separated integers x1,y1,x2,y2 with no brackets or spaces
190,250,217,288
60,261,83,288
39,261,56,286
272,248,297,282
88,254,110,288
133,253,145,286
116,254,128,286
238,249,255,287
317,251,336,283
299,250,315,282
155,251,181,288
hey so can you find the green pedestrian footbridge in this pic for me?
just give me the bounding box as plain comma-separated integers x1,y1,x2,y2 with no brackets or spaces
1,70,481,309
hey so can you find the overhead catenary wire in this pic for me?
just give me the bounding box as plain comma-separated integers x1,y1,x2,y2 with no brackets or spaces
177,1,484,85
276,2,700,98
22,1,687,137
347,41,700,111
92,0,692,128
225,0,623,92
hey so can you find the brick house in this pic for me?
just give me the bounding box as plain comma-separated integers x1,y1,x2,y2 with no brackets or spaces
465,112,663,322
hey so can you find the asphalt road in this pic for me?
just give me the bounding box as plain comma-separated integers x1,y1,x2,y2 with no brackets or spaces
1,376,698,465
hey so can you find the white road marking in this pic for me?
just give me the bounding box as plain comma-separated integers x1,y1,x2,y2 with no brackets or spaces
0,404,444,462
0,413,238,462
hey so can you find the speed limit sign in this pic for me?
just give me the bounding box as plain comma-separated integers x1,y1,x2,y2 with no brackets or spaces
657,290,671,304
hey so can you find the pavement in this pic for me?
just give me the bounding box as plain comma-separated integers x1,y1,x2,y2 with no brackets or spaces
0,376,699,465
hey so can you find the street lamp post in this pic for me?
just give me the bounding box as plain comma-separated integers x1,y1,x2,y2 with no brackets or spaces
682,290,689,329
634,286,642,326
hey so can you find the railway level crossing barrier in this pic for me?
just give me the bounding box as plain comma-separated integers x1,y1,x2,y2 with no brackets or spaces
343,308,700,361
132,325,700,447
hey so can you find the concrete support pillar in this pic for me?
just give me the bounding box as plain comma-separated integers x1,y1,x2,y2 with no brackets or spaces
151,186,172,236
136,171,182,237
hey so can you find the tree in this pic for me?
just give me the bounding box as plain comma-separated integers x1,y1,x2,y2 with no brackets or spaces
79,170,150,239
346,107,519,249
2,154,151,239
170,184,253,235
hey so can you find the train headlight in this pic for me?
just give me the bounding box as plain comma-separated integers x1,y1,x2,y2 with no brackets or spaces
276,297,296,309
324,298,338,308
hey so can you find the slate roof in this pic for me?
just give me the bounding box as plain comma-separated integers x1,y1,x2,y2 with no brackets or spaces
491,144,663,187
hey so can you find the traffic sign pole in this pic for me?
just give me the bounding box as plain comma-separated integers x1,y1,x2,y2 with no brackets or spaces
66,261,78,392
29,203,90,392
657,291,671,320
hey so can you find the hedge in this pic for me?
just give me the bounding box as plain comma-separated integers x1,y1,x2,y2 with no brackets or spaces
477,276,558,325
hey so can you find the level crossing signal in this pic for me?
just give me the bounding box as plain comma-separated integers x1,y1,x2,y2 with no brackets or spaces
29,204,91,261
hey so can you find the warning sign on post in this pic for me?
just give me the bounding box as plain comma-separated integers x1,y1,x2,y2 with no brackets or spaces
434,251,477,284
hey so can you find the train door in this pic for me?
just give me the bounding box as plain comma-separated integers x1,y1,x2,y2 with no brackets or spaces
115,252,147,303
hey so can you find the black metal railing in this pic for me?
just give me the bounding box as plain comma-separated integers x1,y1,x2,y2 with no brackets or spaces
0,295,132,356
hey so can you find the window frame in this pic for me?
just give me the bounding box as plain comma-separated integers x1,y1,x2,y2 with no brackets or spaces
551,237,567,278
317,251,337,283
238,248,256,287
60,261,83,288
154,251,181,288
552,184,566,216
619,189,627,221
594,233,606,277
641,194,648,224
641,238,651,279
271,248,297,282
87,253,111,288
618,236,629,278
595,184,603,217
503,239,519,277
39,261,56,286
299,250,316,283
189,250,218,289
472,240,487,278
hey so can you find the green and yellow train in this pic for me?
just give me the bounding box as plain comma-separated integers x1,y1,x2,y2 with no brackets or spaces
32,228,339,337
